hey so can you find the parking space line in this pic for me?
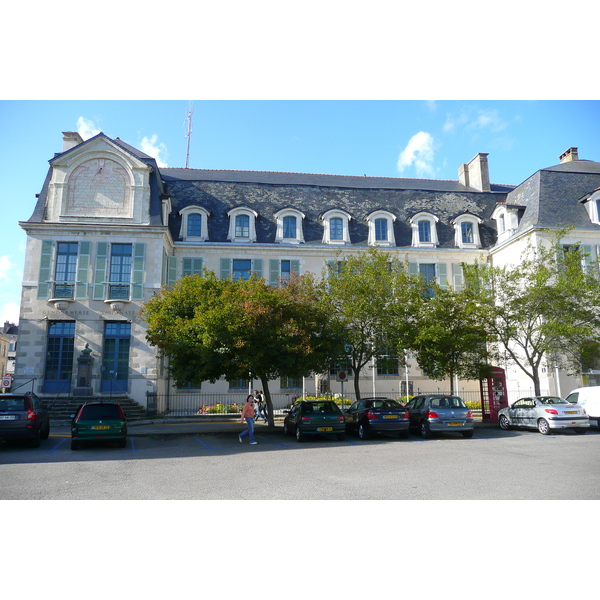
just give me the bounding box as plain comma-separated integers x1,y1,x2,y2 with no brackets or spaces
47,438,68,453
255,435,288,448
193,436,214,450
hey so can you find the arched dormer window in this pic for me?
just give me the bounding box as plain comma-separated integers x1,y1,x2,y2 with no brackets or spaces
274,208,305,244
179,206,211,241
367,210,396,247
451,212,483,249
580,188,600,225
492,203,523,245
409,212,439,248
321,209,352,245
227,206,258,243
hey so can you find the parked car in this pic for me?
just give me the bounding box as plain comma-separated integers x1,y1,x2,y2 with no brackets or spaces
564,387,600,428
0,392,50,447
71,402,128,450
283,399,345,441
344,397,410,439
405,395,474,438
498,396,589,435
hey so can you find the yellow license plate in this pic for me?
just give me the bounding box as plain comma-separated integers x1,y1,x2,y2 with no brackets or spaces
565,411,577,414
92,425,110,430
384,415,398,419
448,422,462,426
317,427,333,432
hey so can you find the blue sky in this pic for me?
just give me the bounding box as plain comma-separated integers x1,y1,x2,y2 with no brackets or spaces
1,99,599,325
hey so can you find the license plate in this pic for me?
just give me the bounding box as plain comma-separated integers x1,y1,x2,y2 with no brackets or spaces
92,425,110,430
383,415,398,419
448,422,462,426
317,427,333,432
565,411,577,415
0,415,17,420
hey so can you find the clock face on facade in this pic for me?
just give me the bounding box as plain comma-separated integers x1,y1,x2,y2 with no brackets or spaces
66,158,131,217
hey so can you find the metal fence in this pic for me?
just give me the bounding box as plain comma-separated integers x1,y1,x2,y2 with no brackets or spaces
146,388,541,418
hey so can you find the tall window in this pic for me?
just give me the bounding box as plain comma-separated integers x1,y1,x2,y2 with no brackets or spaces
283,216,297,239
43,321,75,393
232,259,252,281
109,244,132,299
235,215,250,238
418,220,431,243
187,213,202,237
330,217,343,240
420,263,436,297
375,219,388,241
101,322,131,393
461,221,474,244
54,242,78,299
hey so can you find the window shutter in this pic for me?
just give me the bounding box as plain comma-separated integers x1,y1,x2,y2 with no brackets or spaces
269,259,280,286
75,241,91,299
182,257,192,278
582,245,593,273
131,243,146,300
167,255,177,288
437,263,448,288
408,262,419,276
37,240,54,299
93,242,109,300
452,263,464,291
220,258,231,280
252,258,263,279
291,259,300,275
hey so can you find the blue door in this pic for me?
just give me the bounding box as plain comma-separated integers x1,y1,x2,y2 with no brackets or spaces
101,322,131,393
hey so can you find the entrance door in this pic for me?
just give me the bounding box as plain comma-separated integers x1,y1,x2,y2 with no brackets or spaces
100,322,131,394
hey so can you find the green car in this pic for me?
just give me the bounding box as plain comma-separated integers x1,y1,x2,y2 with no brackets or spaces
71,402,127,450
283,400,346,441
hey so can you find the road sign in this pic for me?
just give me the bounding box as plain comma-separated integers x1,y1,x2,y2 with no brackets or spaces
336,370,348,383
2,375,13,388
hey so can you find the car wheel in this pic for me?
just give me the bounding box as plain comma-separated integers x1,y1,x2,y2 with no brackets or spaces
498,414,511,430
420,421,432,439
71,440,79,450
573,428,587,435
538,418,550,435
296,426,304,442
40,421,50,440
358,424,369,440
283,421,290,436
462,430,474,438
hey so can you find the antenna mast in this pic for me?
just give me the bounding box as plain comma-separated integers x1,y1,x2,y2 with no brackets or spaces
184,101,194,168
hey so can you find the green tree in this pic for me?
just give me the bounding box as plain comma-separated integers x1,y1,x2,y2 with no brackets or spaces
323,248,427,400
412,284,491,394
140,272,342,424
464,231,600,396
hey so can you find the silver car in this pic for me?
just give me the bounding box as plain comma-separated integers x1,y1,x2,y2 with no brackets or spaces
498,396,589,435
405,395,474,439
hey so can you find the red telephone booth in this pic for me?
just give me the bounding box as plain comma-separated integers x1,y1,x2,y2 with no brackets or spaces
479,367,508,423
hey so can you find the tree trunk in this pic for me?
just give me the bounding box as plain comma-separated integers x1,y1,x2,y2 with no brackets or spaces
260,375,273,427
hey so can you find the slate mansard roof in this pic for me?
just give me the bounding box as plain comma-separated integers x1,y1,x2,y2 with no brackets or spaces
160,168,511,248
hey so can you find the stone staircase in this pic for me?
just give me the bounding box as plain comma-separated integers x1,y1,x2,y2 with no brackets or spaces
42,395,147,422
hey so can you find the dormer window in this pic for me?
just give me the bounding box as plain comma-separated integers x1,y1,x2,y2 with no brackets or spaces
274,208,305,244
179,206,210,242
367,210,396,247
492,203,524,245
409,212,439,248
227,207,258,243
321,209,351,245
452,213,483,249
580,189,600,225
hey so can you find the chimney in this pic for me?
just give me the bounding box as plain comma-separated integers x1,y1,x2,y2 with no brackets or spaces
559,147,579,163
458,153,490,192
62,131,84,153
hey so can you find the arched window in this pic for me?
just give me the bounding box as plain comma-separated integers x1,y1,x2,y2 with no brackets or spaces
187,213,201,237
321,209,351,244
367,210,396,246
452,213,483,248
274,208,305,243
179,206,211,241
409,212,439,247
227,207,258,243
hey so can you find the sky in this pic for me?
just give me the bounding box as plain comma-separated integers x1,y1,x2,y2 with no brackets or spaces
1,99,599,326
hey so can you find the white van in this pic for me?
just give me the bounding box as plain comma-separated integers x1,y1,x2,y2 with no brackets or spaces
564,387,600,427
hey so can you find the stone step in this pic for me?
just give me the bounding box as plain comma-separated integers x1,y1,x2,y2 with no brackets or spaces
42,396,147,421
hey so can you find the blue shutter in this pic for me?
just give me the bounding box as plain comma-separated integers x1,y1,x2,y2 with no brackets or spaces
408,262,419,277
291,260,300,275
131,243,146,300
252,258,263,279
37,240,54,299
269,259,280,286
93,242,109,300
452,263,464,291
220,258,231,280
167,255,177,288
437,263,448,288
75,241,91,299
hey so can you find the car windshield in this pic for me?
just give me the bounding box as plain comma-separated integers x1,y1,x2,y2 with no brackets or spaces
364,400,402,409
303,402,340,413
538,397,569,405
429,396,466,409
0,398,27,411
79,405,123,420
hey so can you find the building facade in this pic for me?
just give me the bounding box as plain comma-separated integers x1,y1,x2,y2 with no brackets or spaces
13,132,600,407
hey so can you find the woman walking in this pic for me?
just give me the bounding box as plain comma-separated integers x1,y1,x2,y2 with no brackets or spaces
239,395,258,444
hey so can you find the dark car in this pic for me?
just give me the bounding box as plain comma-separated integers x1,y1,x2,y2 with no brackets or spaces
0,392,50,447
71,402,127,450
283,399,346,441
344,397,410,439
405,394,474,439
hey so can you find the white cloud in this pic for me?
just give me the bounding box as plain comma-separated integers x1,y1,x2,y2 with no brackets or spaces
140,135,168,168
77,116,101,140
397,131,436,177
0,302,20,325
443,107,508,134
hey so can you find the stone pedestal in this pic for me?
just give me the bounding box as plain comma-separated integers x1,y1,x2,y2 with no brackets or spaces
73,344,94,396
